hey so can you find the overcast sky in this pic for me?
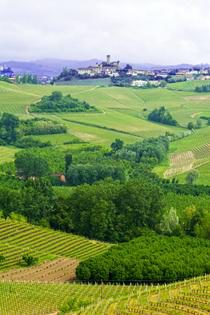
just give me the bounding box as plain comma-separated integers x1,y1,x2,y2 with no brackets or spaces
1,0,210,64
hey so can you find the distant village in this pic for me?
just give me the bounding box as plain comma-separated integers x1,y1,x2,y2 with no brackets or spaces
76,55,210,87
1,55,210,86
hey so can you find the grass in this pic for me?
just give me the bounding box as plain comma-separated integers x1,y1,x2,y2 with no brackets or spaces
31,133,81,145
168,79,210,91
55,77,112,86
0,146,19,163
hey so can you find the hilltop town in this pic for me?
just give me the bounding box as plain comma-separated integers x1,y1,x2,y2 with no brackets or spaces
2,55,210,87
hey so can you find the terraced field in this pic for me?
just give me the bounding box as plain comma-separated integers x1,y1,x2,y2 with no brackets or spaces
0,219,110,273
114,276,210,315
0,258,78,282
0,275,209,314
155,127,210,183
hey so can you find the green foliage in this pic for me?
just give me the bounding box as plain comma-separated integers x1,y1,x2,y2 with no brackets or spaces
66,162,126,186
0,113,20,144
30,91,97,113
0,255,5,264
22,118,67,135
187,121,194,130
114,136,169,165
159,207,181,236
195,84,210,92
15,136,51,148
65,152,73,173
15,151,50,178
67,179,164,242
187,119,202,130
22,254,38,266
148,106,177,126
185,170,199,185
59,298,90,314
111,138,124,152
16,74,38,84
77,235,210,282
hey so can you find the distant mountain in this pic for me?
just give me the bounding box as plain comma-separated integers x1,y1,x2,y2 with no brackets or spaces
0,59,209,76
0,59,102,77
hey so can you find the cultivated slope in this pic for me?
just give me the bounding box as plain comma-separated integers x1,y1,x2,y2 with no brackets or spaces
0,218,110,271
0,275,209,314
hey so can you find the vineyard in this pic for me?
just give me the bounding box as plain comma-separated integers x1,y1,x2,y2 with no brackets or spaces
165,141,210,178
0,219,110,273
0,275,209,314
0,258,79,282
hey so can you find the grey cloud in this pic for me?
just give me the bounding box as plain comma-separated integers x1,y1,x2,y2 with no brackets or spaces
0,0,210,64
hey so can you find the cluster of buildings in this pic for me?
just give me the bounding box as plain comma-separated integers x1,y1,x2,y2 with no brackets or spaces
0,65,15,79
78,55,120,77
76,55,210,87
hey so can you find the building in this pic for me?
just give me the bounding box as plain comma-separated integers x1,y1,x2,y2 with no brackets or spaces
131,80,160,87
78,55,120,77
0,65,14,78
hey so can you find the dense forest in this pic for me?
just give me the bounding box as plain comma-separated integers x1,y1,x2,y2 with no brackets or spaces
30,91,97,113
76,234,210,282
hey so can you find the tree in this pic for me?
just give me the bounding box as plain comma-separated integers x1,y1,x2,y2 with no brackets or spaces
0,113,20,143
148,107,177,126
0,255,5,264
15,151,50,178
159,207,181,235
186,170,199,185
22,254,38,266
195,119,202,129
187,122,194,130
111,139,124,152
50,91,62,101
65,153,73,174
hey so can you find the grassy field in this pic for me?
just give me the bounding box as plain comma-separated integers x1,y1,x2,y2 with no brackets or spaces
0,146,19,164
168,79,210,91
0,81,210,182
0,275,209,314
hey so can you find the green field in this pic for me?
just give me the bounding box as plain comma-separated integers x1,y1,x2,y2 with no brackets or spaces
168,79,210,91
0,146,19,164
0,81,210,182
